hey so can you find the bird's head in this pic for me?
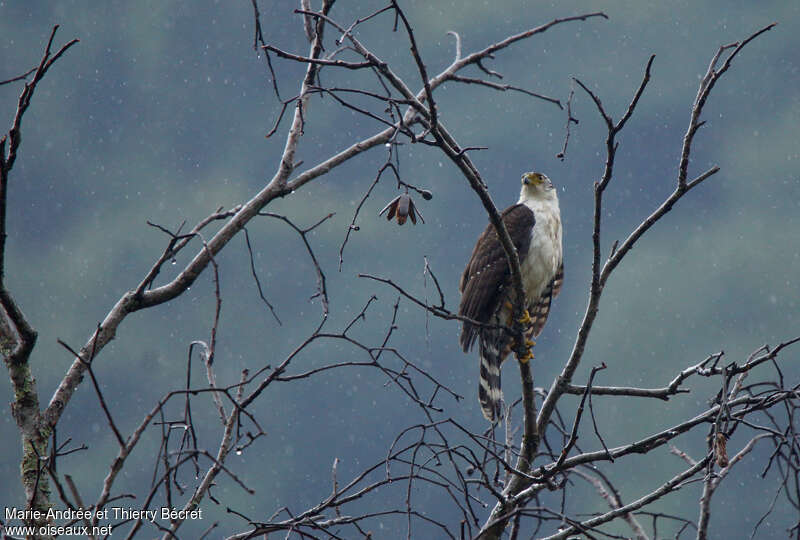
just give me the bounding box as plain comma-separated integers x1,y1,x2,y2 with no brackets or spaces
520,171,556,202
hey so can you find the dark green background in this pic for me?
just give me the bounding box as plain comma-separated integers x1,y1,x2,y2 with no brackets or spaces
1,1,798,538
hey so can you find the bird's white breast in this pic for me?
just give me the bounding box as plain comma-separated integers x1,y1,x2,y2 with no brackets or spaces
520,197,562,304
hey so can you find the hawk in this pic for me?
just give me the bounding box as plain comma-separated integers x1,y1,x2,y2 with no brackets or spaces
458,172,563,423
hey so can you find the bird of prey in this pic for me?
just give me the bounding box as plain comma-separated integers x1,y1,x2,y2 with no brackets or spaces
458,172,563,423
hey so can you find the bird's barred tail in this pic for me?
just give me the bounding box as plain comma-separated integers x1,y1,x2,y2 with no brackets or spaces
478,336,504,423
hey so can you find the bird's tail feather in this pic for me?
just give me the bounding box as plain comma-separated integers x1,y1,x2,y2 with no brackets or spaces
478,337,504,423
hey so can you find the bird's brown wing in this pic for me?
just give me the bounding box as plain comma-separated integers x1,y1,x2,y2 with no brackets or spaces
458,204,535,352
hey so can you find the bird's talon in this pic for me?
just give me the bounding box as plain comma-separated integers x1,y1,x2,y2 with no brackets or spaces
517,349,534,363
526,339,535,348
518,309,533,325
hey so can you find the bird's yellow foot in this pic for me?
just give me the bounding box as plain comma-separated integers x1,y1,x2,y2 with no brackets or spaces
517,348,534,363
516,338,535,363
518,309,533,325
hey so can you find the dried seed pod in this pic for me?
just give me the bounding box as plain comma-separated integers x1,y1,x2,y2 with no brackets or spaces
379,196,400,221
396,194,411,225
378,197,397,221
379,194,424,226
